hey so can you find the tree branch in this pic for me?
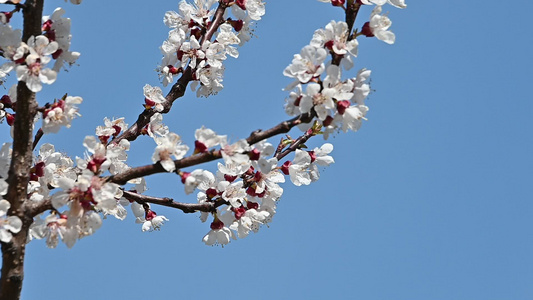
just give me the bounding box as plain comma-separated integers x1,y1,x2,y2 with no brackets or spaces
111,3,230,146
122,190,227,214
345,0,361,38
1,0,44,299
108,112,314,185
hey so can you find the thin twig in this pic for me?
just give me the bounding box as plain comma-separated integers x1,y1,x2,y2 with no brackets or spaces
32,128,43,150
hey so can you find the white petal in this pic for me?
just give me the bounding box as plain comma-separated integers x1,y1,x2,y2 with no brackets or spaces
160,159,176,172
5,216,22,233
0,229,13,243
376,31,396,44
0,199,10,216
39,69,57,84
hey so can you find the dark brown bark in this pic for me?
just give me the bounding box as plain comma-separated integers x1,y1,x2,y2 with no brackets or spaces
0,1,43,300
122,190,228,214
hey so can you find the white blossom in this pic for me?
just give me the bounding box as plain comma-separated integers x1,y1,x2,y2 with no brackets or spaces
368,6,396,44
152,132,189,172
15,36,58,92
0,199,22,243
42,96,82,133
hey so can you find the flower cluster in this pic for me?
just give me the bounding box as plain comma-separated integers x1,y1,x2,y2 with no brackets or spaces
158,0,265,97
162,126,336,246
283,2,404,139
41,95,82,134
0,0,406,250
0,8,79,92
27,134,129,247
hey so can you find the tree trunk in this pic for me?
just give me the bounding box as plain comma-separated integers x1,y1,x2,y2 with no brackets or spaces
0,1,44,299
0,225,30,300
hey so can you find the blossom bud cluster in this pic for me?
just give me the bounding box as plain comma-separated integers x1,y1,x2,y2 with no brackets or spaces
158,0,265,97
27,116,138,247
0,8,80,92
27,131,132,247
0,0,407,249
283,1,405,139
164,127,332,245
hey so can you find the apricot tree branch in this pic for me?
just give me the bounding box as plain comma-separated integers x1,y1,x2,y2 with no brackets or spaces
122,190,227,214
111,3,230,146
108,112,314,185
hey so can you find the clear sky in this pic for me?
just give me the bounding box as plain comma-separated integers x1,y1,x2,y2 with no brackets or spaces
0,0,531,299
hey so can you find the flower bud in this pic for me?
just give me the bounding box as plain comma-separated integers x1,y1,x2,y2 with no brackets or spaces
361,22,374,37
281,161,292,175
6,113,15,126
180,172,191,184
194,140,208,154
224,174,237,182
210,218,224,230
145,210,157,221
248,148,261,161
337,100,350,115
233,206,246,220
247,201,259,210
331,0,345,7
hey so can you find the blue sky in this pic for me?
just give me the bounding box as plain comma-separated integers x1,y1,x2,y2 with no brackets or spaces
0,0,532,299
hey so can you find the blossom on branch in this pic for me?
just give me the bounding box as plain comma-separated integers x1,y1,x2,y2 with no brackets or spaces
15,35,58,92
42,95,82,134
42,8,81,72
361,6,396,44
0,196,22,243
152,132,189,172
